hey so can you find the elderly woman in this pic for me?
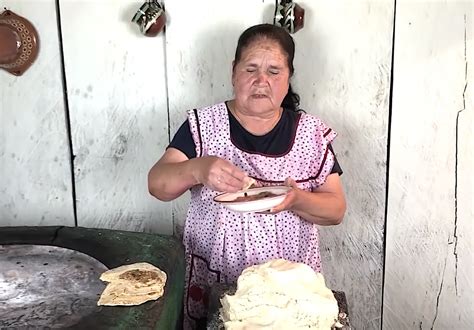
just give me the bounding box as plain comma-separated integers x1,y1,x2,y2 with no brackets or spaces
148,23,346,328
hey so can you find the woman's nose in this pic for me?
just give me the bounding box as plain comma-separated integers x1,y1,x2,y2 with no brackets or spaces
254,71,268,84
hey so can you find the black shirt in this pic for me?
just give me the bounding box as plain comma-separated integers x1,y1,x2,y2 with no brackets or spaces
168,108,343,175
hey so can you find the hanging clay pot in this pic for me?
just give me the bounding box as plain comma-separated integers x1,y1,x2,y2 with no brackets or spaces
131,0,166,37
274,0,305,34
0,9,39,76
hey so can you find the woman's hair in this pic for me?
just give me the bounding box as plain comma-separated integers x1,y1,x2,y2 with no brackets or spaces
233,24,300,112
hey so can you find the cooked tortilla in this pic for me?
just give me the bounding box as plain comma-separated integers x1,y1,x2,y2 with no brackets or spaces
97,282,165,306
220,259,339,329
97,262,167,306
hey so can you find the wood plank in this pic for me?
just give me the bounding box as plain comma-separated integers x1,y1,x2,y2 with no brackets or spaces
384,2,473,328
291,1,394,328
0,0,74,226
166,1,393,327
164,0,276,236
59,0,171,234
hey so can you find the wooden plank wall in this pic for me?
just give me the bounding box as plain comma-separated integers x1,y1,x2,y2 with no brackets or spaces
1,1,472,329
292,1,394,328
0,0,74,226
59,0,172,234
384,1,473,329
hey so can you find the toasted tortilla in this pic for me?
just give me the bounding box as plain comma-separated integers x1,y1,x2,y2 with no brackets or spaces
97,282,165,306
100,262,165,285
97,262,167,306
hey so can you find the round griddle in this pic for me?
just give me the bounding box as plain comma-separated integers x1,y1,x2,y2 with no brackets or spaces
0,226,185,329
0,245,108,328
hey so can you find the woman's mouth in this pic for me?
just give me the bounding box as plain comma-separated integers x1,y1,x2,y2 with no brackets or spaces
252,94,268,99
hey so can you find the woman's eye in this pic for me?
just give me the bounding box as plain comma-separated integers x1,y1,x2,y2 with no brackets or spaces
246,68,256,73
269,70,279,75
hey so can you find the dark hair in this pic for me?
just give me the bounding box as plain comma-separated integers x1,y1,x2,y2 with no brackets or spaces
233,24,300,111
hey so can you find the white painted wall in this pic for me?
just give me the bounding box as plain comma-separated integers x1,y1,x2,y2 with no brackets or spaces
59,0,171,234
0,0,74,226
384,1,473,329
292,1,394,328
0,0,472,329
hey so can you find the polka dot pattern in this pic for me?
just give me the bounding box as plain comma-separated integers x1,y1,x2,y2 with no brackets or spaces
183,102,337,325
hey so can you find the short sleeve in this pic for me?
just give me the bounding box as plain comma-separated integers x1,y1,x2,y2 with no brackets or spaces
328,144,343,175
167,120,197,159
309,116,338,189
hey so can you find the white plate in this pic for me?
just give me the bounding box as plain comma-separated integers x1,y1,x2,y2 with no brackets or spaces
213,186,291,213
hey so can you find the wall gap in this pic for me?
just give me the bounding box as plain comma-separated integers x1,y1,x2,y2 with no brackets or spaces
55,0,78,227
381,0,397,328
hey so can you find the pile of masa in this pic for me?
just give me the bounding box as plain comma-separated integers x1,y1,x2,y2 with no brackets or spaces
220,259,343,329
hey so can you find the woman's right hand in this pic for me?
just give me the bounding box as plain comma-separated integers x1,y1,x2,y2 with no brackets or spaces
192,156,249,192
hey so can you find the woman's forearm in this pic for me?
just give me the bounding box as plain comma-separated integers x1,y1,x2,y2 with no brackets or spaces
149,149,250,202
290,190,346,226
148,159,199,201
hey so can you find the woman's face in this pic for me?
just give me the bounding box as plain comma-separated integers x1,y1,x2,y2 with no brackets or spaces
232,39,290,115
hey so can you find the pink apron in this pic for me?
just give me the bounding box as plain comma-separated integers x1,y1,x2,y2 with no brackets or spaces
183,102,336,328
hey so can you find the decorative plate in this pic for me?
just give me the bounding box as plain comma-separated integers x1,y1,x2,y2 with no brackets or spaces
0,10,39,76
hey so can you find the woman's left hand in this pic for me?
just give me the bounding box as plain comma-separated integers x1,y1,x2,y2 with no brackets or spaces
267,177,299,213
261,174,346,225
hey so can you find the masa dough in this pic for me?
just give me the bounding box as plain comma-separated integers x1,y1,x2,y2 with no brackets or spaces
97,262,167,306
220,259,338,329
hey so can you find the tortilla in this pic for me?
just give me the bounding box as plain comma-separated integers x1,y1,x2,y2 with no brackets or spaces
97,282,165,306
242,177,256,190
220,259,339,329
97,262,167,306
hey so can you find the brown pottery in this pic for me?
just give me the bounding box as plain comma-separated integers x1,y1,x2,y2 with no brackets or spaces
0,10,39,76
